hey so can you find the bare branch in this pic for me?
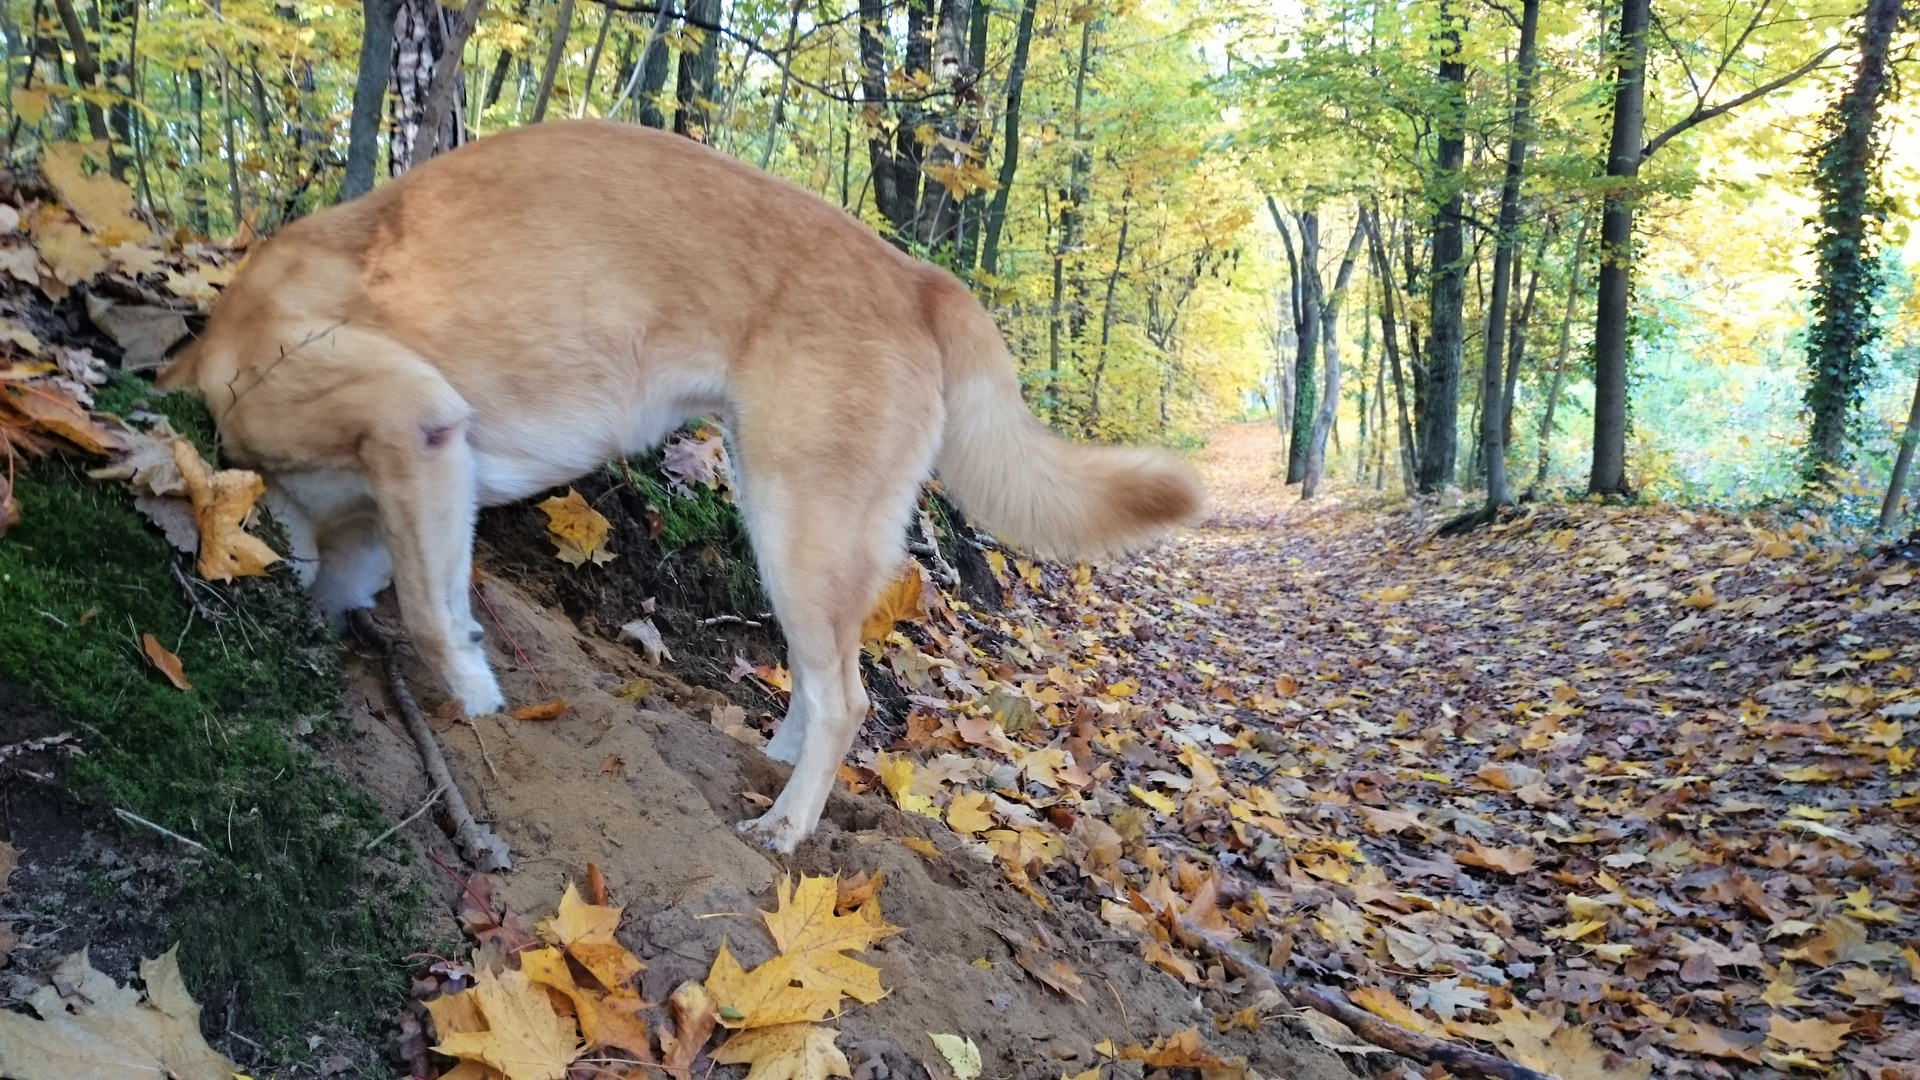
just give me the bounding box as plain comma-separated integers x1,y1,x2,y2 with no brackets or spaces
1642,43,1841,161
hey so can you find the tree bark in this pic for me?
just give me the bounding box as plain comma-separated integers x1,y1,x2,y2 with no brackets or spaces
1803,0,1904,480
1303,217,1367,499
1881,358,1920,530
391,0,477,172
672,0,719,139
48,0,114,165
1286,210,1323,485
575,2,616,115
1367,205,1418,497
1502,233,1545,449
529,0,577,121
979,0,1038,277
1531,212,1591,496
344,0,395,198
1086,196,1132,431
1047,16,1093,390
1588,0,1650,495
1475,0,1539,512
1419,0,1468,493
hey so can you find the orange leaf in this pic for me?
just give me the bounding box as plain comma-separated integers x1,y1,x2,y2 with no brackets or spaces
513,699,570,722
861,563,925,642
141,632,190,691
1455,839,1536,875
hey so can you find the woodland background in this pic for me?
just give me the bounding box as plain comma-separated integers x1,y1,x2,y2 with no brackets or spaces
3,0,1917,521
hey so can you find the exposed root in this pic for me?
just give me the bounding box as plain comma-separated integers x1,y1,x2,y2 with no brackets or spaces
350,610,513,872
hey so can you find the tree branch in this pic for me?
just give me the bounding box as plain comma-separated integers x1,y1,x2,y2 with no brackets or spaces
1642,43,1840,160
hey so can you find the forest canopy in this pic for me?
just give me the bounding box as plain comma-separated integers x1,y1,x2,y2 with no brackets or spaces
5,0,1917,518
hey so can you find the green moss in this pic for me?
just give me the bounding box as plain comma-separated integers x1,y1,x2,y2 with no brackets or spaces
0,393,419,1044
613,453,767,615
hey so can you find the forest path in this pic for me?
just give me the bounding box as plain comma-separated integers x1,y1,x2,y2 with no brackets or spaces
1042,421,1920,1075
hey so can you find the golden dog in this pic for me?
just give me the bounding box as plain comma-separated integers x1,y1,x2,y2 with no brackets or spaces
161,121,1202,851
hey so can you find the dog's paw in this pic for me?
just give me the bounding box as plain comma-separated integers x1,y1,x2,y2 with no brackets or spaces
736,812,805,854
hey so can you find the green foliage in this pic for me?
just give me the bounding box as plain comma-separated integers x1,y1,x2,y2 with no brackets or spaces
0,389,420,1043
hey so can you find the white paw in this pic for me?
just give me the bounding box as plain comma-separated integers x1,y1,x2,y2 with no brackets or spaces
447,654,506,716
736,813,805,854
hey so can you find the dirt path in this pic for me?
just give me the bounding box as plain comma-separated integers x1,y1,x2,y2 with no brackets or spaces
336,420,1919,1079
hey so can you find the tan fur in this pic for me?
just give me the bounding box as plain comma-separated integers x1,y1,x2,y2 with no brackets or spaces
160,121,1202,852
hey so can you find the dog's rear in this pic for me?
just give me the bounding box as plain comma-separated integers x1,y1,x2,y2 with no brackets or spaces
161,122,1201,852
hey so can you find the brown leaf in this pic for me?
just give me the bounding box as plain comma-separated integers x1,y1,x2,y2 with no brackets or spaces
513,699,570,722
141,632,191,691
170,440,279,581
1454,839,1535,875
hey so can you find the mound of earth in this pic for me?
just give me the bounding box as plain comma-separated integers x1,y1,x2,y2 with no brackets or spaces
326,572,1363,1080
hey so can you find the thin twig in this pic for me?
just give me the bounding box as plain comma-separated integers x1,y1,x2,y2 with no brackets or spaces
363,782,449,850
350,611,512,872
114,807,208,852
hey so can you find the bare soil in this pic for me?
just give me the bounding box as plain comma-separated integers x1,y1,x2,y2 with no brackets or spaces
324,568,1365,1080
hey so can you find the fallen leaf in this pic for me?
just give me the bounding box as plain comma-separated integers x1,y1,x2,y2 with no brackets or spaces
538,489,616,567
512,699,570,722
862,562,926,643
141,632,190,691
433,967,582,1080
41,142,149,245
538,883,643,992
661,980,719,1074
171,440,279,580
0,946,237,1080
760,875,898,1004
928,1032,981,1080
715,1022,850,1080
704,942,843,1029
1765,1014,1850,1054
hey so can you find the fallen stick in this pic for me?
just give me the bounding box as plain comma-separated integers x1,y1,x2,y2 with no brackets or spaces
114,807,209,852
363,782,449,851
351,611,513,873
1167,914,1552,1080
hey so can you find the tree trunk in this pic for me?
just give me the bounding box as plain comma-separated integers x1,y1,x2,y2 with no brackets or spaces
1803,0,1904,482
344,0,395,199
1366,206,1419,497
1086,196,1132,431
1531,211,1591,496
529,0,576,122
48,0,114,165
1419,0,1468,493
1286,210,1323,485
1047,16,1093,392
390,0,474,173
1475,0,1539,511
1881,357,1920,530
759,1,802,168
1502,233,1545,449
672,0,720,140
1589,0,1650,495
979,0,1038,277
1303,217,1367,499
630,3,673,127
954,0,992,271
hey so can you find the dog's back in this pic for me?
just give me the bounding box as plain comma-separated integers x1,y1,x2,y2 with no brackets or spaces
161,121,1201,851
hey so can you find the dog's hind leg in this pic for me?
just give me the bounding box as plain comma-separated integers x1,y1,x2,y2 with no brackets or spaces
730,353,941,852
356,360,503,716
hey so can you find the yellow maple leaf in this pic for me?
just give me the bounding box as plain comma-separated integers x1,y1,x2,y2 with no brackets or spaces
538,883,643,991
714,1022,850,1080
874,752,939,817
41,141,150,246
760,875,898,1004
171,440,280,581
862,562,925,643
32,218,104,286
1129,784,1176,814
946,791,994,836
706,941,844,1029
519,947,648,1056
433,968,581,1080
1348,986,1438,1035
537,488,616,567
1682,582,1717,609
1766,1013,1850,1054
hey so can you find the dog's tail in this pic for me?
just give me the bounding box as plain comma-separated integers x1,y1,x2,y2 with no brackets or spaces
928,273,1203,561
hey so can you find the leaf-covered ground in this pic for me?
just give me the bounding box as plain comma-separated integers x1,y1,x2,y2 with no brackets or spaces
850,423,1920,1079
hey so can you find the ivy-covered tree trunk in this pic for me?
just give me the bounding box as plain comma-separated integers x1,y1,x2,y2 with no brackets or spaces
1475,0,1540,512
1588,0,1650,496
1418,1,1467,494
342,0,393,199
1284,210,1322,485
1803,0,1905,481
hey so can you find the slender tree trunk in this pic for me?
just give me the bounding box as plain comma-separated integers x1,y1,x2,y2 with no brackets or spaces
1086,197,1132,431
1303,217,1367,499
1503,233,1546,448
630,2,673,127
1366,206,1418,496
672,0,719,139
1532,212,1591,496
979,0,1038,277
530,0,577,121
1803,0,1905,481
1881,355,1920,530
187,67,209,232
759,1,802,167
391,0,476,172
1476,0,1539,511
575,2,614,115
49,0,114,165
1287,210,1323,485
954,0,992,271
1589,0,1650,495
1419,0,1468,493
1270,199,1301,461
1047,16,1093,392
